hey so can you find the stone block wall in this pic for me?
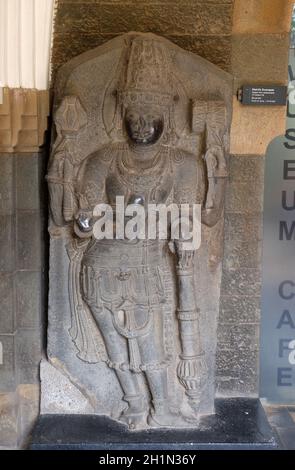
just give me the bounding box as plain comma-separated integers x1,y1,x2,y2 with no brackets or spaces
216,155,264,396
51,0,235,81
0,151,47,448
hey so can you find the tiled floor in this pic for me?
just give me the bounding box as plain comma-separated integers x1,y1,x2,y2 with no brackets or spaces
263,405,295,449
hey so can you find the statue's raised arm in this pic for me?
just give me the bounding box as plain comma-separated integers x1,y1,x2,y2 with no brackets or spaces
192,99,229,228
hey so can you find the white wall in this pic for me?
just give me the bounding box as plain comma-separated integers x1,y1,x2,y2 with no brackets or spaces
0,0,55,90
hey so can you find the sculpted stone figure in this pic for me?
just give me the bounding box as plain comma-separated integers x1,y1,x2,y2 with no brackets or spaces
45,33,232,430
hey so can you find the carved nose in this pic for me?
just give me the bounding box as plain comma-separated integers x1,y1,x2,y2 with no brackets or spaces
139,116,149,131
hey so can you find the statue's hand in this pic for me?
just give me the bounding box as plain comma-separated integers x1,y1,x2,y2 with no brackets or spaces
204,145,227,178
77,211,94,231
74,210,95,238
202,146,228,227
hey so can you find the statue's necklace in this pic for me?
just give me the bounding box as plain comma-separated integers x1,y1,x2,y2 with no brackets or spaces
116,147,169,194
121,147,163,174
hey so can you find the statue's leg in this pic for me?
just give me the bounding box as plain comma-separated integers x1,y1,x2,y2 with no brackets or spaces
90,306,147,429
136,308,187,427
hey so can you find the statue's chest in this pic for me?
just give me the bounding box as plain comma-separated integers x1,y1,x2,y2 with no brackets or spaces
105,154,174,206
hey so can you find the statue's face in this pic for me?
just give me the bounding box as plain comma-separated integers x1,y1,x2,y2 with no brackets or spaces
124,106,164,146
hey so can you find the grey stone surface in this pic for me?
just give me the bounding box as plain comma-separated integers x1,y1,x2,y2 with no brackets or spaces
16,329,41,384
216,376,258,396
30,399,278,450
17,385,40,449
274,427,295,450
0,274,14,333
223,239,262,270
217,323,259,351
225,155,265,214
0,215,14,272
219,295,261,324
16,154,40,211
228,155,264,184
16,211,41,270
0,391,17,448
224,212,263,243
266,407,295,428
0,150,45,449
216,349,259,378
0,154,13,215
221,268,262,297
0,335,16,392
16,271,41,329
225,181,264,213
218,154,264,397
223,212,263,268
40,360,95,414
262,403,295,450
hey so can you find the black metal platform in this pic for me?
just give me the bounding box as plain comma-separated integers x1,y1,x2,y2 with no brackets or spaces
29,398,278,450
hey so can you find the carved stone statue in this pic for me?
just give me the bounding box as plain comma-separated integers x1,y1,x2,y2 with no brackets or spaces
44,33,232,430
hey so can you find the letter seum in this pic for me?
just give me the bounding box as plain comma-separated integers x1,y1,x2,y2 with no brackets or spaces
261,46,295,399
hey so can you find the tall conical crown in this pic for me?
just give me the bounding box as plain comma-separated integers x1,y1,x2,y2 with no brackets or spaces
118,36,175,107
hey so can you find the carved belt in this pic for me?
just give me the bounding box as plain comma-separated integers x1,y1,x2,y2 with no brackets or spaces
81,265,166,307
83,240,167,268
82,256,161,269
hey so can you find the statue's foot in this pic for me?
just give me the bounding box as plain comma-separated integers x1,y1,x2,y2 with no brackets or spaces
119,395,147,430
120,410,147,430
180,399,201,425
147,402,191,429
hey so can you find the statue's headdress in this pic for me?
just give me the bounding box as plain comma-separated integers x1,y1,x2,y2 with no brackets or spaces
117,37,176,108
103,34,189,142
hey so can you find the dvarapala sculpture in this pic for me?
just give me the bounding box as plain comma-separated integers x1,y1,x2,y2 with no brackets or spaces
45,33,232,429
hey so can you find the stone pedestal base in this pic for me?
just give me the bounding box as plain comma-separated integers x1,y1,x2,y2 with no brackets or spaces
29,399,277,450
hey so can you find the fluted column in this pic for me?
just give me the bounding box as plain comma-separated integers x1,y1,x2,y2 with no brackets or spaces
0,0,55,90
0,0,55,153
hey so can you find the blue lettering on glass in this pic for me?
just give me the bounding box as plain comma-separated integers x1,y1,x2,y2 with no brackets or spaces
277,368,292,387
279,281,295,300
277,310,295,329
260,43,295,401
284,132,295,149
279,339,293,358
281,190,295,210
279,221,295,240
